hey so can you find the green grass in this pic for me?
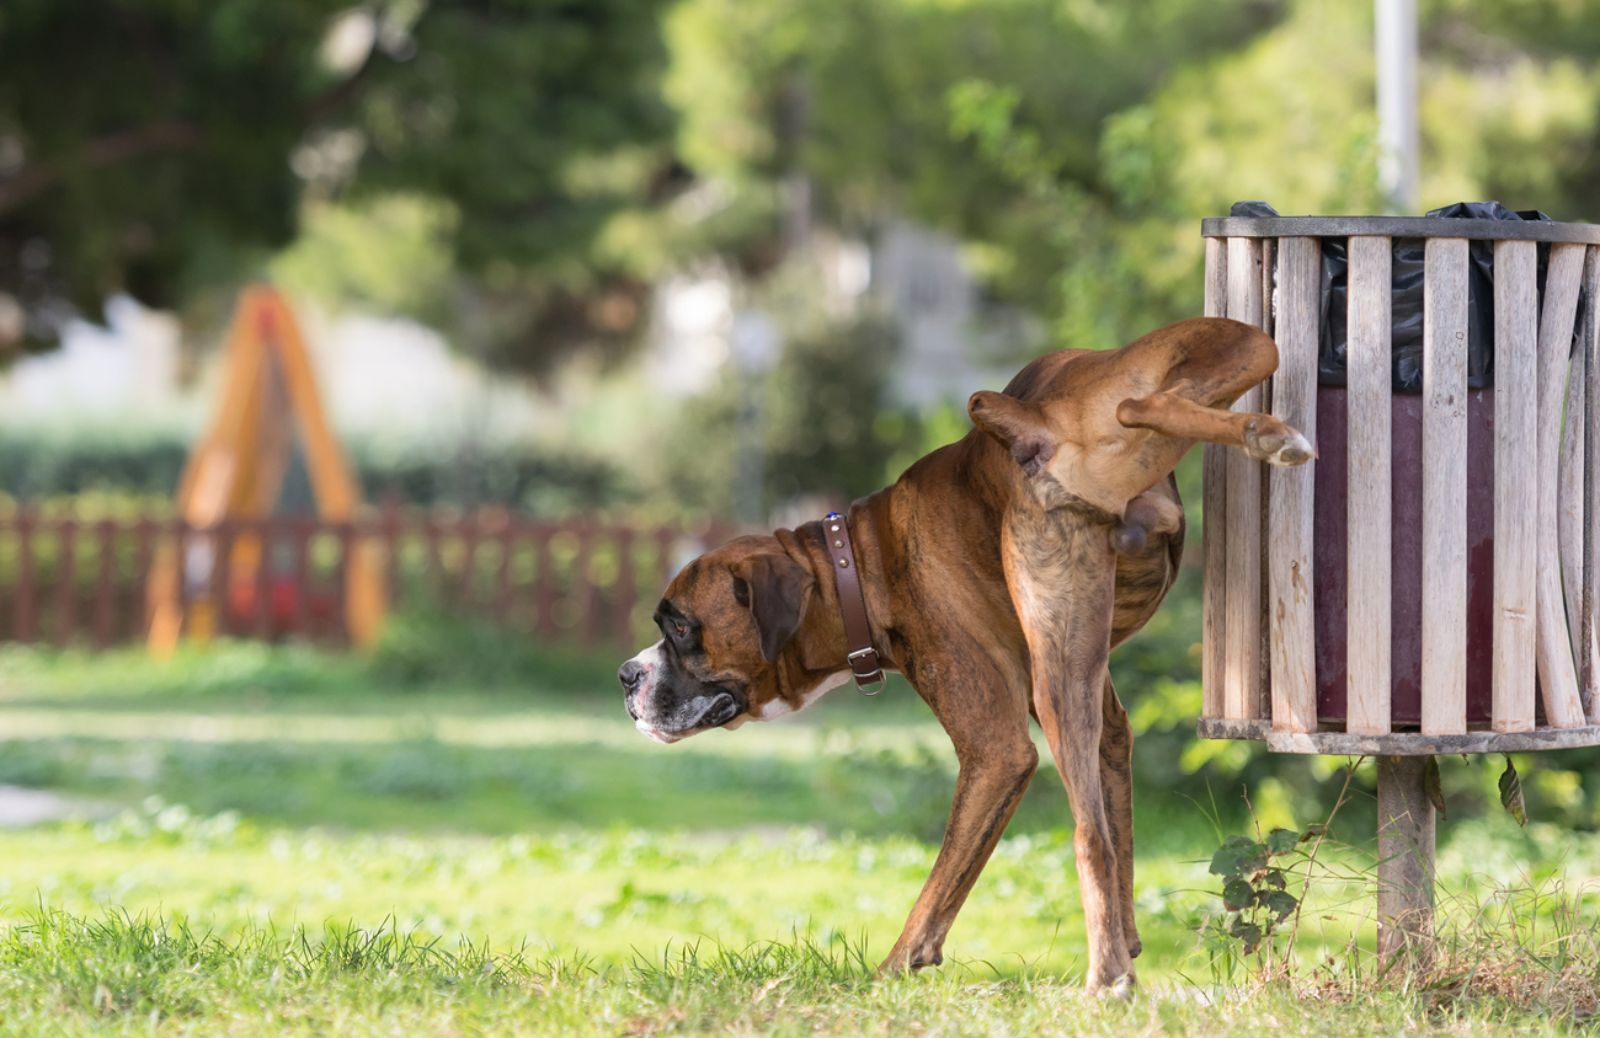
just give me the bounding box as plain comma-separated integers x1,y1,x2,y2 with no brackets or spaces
0,641,1597,1034
1,909,1596,1036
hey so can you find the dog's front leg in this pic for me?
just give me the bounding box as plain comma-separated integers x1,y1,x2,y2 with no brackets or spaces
878,646,1037,975
1003,514,1132,995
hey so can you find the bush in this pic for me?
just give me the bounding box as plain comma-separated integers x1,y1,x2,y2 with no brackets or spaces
369,608,618,694
0,432,630,516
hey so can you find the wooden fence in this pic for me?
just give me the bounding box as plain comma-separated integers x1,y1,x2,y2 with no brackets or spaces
0,508,733,651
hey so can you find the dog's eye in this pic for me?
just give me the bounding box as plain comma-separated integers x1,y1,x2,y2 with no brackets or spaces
672,621,688,638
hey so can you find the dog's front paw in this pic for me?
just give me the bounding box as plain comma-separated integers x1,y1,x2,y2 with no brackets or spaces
875,941,942,977
1243,419,1315,467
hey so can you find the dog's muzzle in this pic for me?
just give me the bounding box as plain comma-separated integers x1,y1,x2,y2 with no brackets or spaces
619,648,742,741
632,692,741,743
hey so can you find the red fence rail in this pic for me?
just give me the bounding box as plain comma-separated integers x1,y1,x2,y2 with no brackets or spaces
0,508,733,651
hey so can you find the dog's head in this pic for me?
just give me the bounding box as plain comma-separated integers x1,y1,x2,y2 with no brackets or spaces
618,534,824,744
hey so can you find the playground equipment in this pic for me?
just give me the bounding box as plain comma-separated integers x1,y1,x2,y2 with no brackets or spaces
147,286,384,652
1196,214,1600,964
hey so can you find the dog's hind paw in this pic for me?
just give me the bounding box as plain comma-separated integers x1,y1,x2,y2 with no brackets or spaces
1099,973,1138,1001
1243,420,1315,467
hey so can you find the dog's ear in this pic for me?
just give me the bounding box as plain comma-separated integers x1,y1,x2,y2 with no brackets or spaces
731,552,815,662
968,391,1055,477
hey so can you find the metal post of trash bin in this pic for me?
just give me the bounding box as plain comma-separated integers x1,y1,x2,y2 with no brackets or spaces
731,310,780,526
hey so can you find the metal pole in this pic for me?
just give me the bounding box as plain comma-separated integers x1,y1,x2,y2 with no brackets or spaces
731,311,779,526
1375,754,1435,969
1376,0,1420,213
734,387,765,525
1377,0,1429,970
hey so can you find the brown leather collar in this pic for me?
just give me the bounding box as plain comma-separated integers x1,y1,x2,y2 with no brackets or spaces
822,510,885,694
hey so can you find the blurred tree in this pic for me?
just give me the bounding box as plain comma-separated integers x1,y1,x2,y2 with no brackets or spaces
9,0,1600,381
0,0,678,370
663,0,1600,355
664,0,1290,353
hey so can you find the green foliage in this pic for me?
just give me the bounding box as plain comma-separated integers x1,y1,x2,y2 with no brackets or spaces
370,607,618,693
12,0,1600,385
0,436,190,502
270,194,457,328
0,0,678,371
761,316,902,506
657,312,922,516
1203,830,1307,956
0,431,627,515
668,0,1287,355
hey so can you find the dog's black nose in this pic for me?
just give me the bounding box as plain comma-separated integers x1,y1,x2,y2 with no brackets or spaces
618,660,644,692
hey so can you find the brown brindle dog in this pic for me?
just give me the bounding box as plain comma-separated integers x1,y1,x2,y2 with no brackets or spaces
618,316,1311,993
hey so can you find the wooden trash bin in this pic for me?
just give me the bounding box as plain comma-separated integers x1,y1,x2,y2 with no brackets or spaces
1193,213,1600,963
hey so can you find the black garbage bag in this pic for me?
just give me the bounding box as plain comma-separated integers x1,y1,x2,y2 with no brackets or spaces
1230,200,1556,393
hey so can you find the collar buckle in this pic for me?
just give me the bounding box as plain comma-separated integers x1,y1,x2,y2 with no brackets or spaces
847,647,886,696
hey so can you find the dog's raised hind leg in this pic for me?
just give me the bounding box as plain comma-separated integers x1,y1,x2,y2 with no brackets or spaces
1116,391,1313,467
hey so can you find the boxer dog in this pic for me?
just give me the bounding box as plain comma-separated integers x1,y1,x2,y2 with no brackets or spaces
618,316,1311,993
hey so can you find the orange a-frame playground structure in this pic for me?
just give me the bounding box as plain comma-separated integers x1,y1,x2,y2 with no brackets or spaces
146,286,384,653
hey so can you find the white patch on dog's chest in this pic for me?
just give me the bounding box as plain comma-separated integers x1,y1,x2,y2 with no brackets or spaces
759,670,850,721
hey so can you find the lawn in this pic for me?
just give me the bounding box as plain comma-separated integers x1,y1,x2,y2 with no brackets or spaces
0,642,1596,1035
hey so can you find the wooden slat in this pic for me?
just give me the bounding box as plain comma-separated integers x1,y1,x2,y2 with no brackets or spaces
14,508,36,643
654,528,677,588
580,529,605,645
210,522,235,638
170,520,191,641
495,522,517,624
1534,243,1587,727
380,501,402,606
1224,236,1265,720
1585,247,1600,721
291,519,313,636
333,522,354,646
1201,236,1229,721
56,519,77,643
1267,236,1319,733
1421,237,1469,736
613,529,637,648
1257,380,1273,722
425,519,444,597
459,513,480,608
133,517,155,638
1346,236,1393,735
1260,238,1277,339
534,528,557,636
1560,319,1586,703
254,520,275,640
1491,240,1539,733
93,519,117,647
